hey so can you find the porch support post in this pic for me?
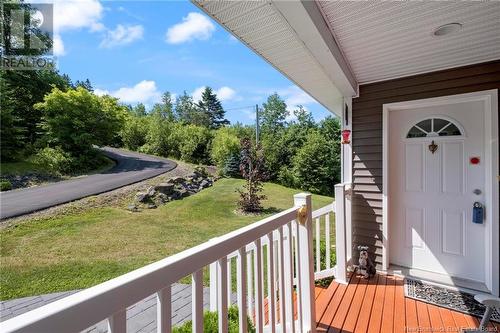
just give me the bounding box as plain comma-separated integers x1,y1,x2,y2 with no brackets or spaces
335,184,348,284
294,193,316,333
209,261,218,311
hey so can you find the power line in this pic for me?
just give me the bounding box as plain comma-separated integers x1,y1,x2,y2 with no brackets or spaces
223,105,256,111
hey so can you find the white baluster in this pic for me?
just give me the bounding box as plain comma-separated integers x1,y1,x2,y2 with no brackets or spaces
294,219,303,332
278,227,286,333
283,222,295,333
315,217,321,271
267,232,276,332
192,270,204,333
209,262,218,312
325,213,331,269
237,247,248,333
107,309,126,333
227,257,232,305
246,250,254,319
254,239,264,333
157,286,171,333
218,257,228,332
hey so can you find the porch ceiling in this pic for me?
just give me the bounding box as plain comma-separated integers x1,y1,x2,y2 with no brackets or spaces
192,0,347,116
318,1,500,84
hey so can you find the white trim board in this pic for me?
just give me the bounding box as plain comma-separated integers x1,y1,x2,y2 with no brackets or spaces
382,89,499,296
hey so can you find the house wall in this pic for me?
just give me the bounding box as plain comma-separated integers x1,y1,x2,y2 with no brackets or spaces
351,60,500,268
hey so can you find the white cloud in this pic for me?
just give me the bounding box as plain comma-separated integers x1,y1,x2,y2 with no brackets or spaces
53,0,104,32
166,12,215,44
96,80,161,105
53,34,65,56
49,0,104,56
100,24,144,48
192,86,238,102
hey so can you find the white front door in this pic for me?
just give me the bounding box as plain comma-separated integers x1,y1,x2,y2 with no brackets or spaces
388,96,491,284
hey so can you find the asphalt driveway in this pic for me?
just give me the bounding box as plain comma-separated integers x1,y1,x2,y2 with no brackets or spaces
0,147,176,220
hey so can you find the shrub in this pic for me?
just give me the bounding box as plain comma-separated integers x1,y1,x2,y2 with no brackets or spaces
211,127,240,169
172,306,255,333
237,138,267,213
140,116,173,157
120,116,149,151
176,125,212,164
0,180,12,191
291,131,337,196
35,87,126,157
222,153,241,178
31,147,73,174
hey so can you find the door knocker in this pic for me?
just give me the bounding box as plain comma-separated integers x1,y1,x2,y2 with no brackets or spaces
428,140,438,154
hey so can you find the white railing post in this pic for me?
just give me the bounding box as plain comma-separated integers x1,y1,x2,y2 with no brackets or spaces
209,261,218,312
334,184,348,284
294,193,316,333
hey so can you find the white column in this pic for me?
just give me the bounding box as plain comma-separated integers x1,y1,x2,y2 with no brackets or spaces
293,193,316,333
335,184,348,284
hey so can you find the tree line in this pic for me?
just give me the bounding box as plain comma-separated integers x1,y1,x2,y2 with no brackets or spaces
1,66,340,196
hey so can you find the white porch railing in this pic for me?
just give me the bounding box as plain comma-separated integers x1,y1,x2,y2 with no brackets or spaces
0,191,352,333
1,193,324,333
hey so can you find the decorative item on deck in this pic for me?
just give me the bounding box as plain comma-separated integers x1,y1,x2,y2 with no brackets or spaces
356,245,376,279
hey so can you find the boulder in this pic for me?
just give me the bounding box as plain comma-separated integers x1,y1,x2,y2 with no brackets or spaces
146,186,156,196
200,180,209,189
147,203,157,209
177,189,189,198
127,204,139,212
171,177,186,184
135,192,148,202
155,183,174,195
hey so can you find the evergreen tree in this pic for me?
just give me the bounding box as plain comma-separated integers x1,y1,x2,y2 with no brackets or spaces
74,79,93,92
196,87,229,129
293,105,315,129
133,103,147,117
152,92,175,121
261,93,288,132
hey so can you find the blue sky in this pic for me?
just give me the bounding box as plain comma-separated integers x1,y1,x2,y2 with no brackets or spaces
52,0,332,124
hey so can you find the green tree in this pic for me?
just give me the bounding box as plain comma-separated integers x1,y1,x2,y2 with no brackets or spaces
261,93,288,132
293,105,315,129
133,103,147,117
121,116,148,151
74,79,93,92
152,92,175,121
175,125,212,164
196,87,229,129
211,127,241,169
140,114,173,157
0,108,23,161
291,130,337,196
0,69,71,148
175,91,203,124
35,87,126,157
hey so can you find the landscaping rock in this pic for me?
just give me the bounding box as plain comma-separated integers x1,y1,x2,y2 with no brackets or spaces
155,183,174,195
177,189,189,198
135,192,148,203
146,186,156,197
171,177,186,184
147,203,157,209
127,204,139,212
200,180,209,189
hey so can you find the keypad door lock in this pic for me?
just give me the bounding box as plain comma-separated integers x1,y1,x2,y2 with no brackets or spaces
472,202,484,224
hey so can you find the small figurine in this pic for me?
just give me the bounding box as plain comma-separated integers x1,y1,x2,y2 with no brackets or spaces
357,245,376,279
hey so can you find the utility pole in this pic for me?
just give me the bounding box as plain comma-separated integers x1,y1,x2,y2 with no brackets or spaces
255,104,260,145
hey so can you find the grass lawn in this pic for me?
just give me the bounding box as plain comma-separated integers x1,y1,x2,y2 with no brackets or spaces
0,178,334,300
0,160,48,176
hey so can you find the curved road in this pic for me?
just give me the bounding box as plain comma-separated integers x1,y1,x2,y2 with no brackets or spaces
0,147,176,220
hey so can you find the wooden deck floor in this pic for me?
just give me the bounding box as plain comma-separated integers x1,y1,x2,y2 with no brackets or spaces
315,273,500,333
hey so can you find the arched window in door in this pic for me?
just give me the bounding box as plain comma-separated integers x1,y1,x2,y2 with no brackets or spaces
406,117,463,138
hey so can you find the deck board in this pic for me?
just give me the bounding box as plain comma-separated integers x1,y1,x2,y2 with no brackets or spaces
315,273,498,333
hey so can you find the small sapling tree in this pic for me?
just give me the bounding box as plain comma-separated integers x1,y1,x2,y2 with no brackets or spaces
237,138,267,213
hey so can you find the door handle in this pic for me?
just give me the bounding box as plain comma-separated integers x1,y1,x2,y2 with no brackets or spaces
472,202,484,224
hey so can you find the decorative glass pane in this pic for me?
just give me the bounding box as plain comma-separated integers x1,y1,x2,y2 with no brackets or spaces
407,126,427,138
433,118,449,132
406,117,462,138
415,119,432,132
439,123,461,136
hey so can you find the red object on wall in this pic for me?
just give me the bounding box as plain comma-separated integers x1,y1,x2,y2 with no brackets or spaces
470,157,480,165
342,129,351,144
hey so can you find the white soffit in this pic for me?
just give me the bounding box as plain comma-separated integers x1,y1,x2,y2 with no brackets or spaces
318,1,500,84
192,0,349,116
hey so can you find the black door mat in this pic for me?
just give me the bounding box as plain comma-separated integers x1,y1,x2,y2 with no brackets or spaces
404,278,500,323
